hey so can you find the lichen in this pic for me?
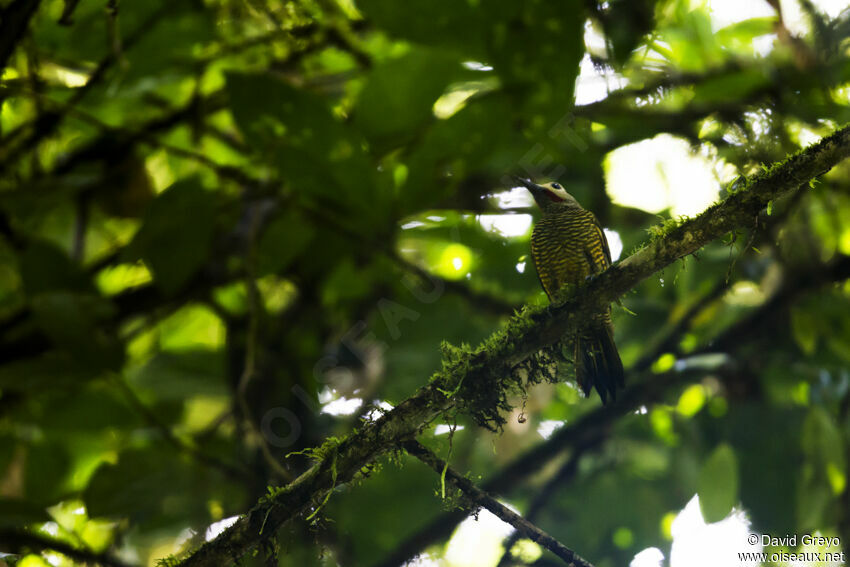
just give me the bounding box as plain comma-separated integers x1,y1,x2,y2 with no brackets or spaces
646,214,691,241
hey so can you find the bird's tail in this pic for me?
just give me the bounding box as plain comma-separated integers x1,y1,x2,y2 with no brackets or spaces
574,323,624,404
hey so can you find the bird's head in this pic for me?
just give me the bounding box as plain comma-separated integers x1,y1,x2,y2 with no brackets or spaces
513,177,579,210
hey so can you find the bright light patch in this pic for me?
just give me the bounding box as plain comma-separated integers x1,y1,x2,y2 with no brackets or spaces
402,221,425,230
364,400,394,422
434,87,480,119
52,66,89,87
477,214,532,237
96,263,153,295
436,243,473,280
206,516,239,541
516,261,526,273
402,553,440,566
537,420,565,440
492,187,535,209
157,305,225,350
751,34,777,57
321,396,362,416
462,61,493,71
787,122,821,147
631,547,665,567
445,508,515,567
724,281,765,307
434,424,465,435
604,229,623,261
604,135,721,217
705,0,773,31
575,53,628,106
778,0,847,36
670,495,755,567
146,149,176,193
584,20,607,54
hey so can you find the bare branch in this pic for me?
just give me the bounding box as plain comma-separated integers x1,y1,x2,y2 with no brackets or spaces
402,440,595,567
0,0,42,75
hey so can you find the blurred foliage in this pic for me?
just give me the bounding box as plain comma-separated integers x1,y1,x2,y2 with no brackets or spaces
0,0,850,566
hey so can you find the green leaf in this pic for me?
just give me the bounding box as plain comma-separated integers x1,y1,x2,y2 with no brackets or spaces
130,349,227,400
122,2,216,81
0,499,52,527
354,49,463,153
257,209,317,276
698,443,738,523
790,306,818,355
327,454,445,564
84,448,230,530
355,0,485,57
19,240,93,295
29,291,122,369
714,17,776,47
692,68,770,104
802,407,845,481
227,73,353,159
599,0,657,66
0,354,101,392
403,93,516,212
38,385,141,431
486,1,584,103
24,441,71,506
226,73,388,226
126,178,217,295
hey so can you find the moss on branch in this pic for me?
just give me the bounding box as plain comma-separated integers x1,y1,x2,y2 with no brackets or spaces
171,124,850,567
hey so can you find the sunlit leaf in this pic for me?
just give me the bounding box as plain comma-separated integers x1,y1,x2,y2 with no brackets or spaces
125,178,217,295
698,443,738,523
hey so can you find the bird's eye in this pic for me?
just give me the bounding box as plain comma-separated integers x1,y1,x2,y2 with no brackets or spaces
551,183,562,189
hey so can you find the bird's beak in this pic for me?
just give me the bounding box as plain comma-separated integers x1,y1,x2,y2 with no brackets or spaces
512,176,548,205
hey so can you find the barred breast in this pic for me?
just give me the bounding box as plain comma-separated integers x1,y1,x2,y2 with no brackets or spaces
530,206,610,300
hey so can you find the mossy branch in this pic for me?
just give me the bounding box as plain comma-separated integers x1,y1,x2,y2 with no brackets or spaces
170,124,850,567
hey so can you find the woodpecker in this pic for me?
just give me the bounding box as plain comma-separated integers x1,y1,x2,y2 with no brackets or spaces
516,177,624,403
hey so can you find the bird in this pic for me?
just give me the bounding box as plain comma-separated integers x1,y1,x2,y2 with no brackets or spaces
516,177,624,403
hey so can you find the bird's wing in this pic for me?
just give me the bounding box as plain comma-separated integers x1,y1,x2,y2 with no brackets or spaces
585,211,611,274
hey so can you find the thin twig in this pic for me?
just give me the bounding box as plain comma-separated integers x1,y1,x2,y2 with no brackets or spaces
495,443,594,567
402,440,595,567
0,0,177,168
0,0,42,75
109,373,254,483
631,277,729,373
236,204,294,482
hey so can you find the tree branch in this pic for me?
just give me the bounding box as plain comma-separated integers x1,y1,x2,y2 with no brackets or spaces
402,440,595,567
0,0,42,76
373,251,850,567
168,125,850,567
0,528,134,567
495,443,593,567
0,0,176,170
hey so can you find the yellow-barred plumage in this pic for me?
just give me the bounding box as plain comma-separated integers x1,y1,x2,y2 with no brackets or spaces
519,178,624,403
